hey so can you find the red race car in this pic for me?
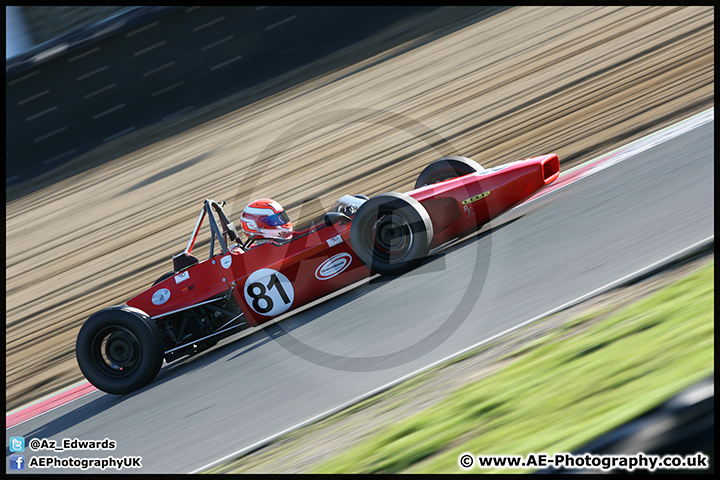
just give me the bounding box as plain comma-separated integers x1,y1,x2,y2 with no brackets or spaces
76,154,560,394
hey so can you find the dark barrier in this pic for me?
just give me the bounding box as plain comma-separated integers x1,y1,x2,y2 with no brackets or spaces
6,6,436,186
537,376,714,474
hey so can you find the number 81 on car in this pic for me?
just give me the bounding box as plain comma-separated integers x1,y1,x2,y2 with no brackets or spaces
243,268,295,316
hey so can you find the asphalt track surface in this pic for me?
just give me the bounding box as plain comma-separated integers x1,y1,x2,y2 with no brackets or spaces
5,122,713,473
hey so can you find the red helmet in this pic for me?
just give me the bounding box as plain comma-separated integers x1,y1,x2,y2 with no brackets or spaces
240,198,293,241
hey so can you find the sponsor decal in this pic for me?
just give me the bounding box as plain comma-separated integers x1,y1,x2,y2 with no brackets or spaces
175,271,190,283
327,234,343,248
461,191,491,205
221,255,232,269
315,253,352,280
182,284,195,293
151,288,171,305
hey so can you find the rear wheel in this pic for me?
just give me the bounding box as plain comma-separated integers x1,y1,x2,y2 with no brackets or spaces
76,306,164,394
414,155,484,189
350,192,433,276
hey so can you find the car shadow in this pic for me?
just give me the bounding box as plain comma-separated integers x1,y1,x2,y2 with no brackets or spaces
368,215,523,285
12,388,145,443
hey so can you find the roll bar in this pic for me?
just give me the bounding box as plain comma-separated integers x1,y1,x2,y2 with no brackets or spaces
183,199,247,259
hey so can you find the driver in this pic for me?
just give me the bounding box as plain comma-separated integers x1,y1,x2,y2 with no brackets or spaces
240,198,293,245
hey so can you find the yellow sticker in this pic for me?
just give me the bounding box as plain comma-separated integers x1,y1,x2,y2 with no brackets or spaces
461,191,491,205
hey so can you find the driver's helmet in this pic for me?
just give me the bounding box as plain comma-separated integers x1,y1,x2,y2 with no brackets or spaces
240,198,293,241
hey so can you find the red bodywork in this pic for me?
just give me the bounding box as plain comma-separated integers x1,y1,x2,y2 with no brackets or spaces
127,154,559,327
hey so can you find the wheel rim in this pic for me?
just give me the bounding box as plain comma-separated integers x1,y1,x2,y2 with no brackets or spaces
371,211,414,263
90,327,142,377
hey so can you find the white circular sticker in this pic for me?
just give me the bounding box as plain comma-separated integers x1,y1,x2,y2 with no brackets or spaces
315,253,352,280
152,288,171,305
244,269,294,316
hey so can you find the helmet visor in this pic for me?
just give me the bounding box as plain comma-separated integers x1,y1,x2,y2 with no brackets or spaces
261,211,290,226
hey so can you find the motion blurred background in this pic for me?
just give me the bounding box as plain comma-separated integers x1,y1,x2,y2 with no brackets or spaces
6,6,441,187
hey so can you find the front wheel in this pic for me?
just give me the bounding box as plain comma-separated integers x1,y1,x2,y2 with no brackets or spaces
350,192,433,276
76,306,164,394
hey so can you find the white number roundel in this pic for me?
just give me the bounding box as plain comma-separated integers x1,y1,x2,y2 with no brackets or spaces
244,269,294,316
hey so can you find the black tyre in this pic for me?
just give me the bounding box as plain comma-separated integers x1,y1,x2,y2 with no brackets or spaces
76,306,164,394
152,271,175,286
414,155,484,189
350,192,433,276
